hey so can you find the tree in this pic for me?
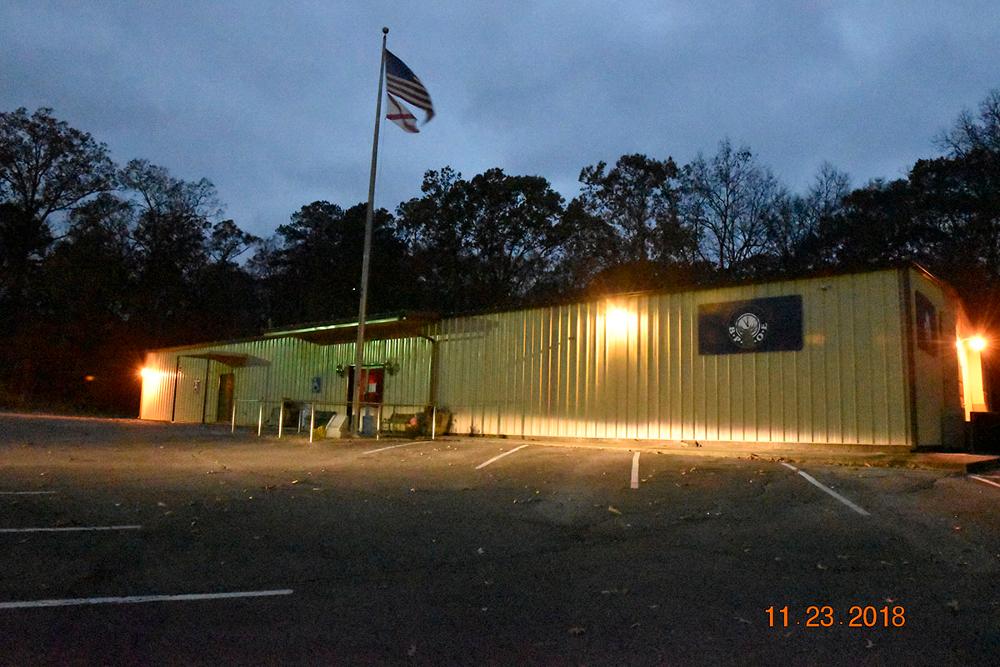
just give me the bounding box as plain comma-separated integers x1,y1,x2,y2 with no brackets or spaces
393,167,468,310
549,198,620,291
207,219,259,265
766,162,850,271
937,88,1000,157
573,153,688,266
680,139,785,273
262,200,348,325
395,167,564,311
188,219,263,338
0,107,116,224
29,194,139,410
815,178,920,269
457,168,564,305
0,107,115,310
396,167,563,311
258,201,412,326
118,159,223,342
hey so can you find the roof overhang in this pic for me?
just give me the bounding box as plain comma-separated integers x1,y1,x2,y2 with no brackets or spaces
263,312,439,346
181,352,271,367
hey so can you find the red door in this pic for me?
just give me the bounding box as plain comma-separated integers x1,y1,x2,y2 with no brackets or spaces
360,368,384,404
346,367,385,418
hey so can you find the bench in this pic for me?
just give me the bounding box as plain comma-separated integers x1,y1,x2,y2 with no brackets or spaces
383,412,421,436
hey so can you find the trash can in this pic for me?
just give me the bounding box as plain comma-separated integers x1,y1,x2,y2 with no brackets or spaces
361,408,375,436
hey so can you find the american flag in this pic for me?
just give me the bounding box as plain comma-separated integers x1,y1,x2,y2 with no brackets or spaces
386,93,419,133
384,49,434,123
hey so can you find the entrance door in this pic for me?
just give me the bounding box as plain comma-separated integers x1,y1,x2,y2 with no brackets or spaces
216,373,235,422
345,366,385,422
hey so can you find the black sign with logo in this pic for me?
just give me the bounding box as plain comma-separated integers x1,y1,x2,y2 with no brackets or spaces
698,295,804,355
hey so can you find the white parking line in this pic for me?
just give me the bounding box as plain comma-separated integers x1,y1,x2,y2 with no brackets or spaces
969,474,1000,490
0,589,294,610
781,462,870,517
362,440,431,455
0,491,57,495
476,445,530,470
0,525,142,534
630,452,640,489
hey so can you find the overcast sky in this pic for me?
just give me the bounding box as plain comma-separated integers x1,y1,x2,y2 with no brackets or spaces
2,1,999,238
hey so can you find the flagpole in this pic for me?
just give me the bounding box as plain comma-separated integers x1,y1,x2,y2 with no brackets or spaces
351,26,388,435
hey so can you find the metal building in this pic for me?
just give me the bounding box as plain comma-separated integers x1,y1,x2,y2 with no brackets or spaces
139,265,990,449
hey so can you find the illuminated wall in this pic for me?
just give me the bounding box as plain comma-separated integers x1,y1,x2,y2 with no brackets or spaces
429,270,912,446
139,337,432,425
139,267,988,448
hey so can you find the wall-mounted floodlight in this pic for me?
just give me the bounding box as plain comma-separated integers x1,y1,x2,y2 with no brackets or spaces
957,335,988,353
967,335,987,352
605,305,636,340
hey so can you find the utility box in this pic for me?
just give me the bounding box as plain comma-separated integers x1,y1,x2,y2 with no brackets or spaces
324,413,351,439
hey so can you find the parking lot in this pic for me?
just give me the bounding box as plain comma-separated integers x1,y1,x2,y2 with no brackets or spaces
1,412,998,665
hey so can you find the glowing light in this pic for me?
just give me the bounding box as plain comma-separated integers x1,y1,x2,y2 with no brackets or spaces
84,375,95,382
605,306,635,339
968,336,987,352
139,367,161,380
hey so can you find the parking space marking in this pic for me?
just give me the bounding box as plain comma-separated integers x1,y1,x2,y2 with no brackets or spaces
781,462,870,517
0,525,142,533
0,491,57,495
476,444,530,470
0,589,294,610
969,474,1000,490
631,452,640,489
362,440,432,455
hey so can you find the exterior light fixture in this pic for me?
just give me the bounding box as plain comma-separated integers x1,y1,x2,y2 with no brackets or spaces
139,367,163,380
957,335,989,353
605,305,635,340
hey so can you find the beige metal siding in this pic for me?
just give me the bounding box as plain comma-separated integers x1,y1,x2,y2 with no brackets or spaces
908,269,968,447
139,337,432,424
140,269,915,447
429,270,910,445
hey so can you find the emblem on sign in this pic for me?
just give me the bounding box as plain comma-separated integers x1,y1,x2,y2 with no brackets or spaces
728,310,768,349
698,295,802,355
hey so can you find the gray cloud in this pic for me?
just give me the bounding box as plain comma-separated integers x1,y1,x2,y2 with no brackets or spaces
2,1,998,237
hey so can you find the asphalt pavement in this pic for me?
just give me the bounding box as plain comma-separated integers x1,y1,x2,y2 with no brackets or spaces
0,413,998,665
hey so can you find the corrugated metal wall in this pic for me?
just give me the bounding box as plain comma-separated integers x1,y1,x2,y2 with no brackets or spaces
140,269,920,446
140,336,432,424
908,268,969,447
428,269,911,446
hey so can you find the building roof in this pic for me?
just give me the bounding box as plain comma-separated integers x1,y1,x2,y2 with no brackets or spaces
263,311,439,345
145,263,951,354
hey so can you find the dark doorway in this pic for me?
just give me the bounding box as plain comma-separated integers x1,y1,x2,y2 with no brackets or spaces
216,373,235,422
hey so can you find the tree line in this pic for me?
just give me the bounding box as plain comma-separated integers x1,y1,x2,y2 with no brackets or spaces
1,91,998,414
